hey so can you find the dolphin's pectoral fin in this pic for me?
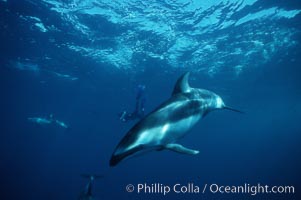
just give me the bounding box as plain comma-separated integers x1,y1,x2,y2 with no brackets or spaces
165,143,199,155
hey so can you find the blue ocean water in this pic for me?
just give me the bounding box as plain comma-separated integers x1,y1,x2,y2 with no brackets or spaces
1,0,301,199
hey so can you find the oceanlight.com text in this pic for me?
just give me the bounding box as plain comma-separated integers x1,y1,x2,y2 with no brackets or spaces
208,183,295,196
125,182,295,196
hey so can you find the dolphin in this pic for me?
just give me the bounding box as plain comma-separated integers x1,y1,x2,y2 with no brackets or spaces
55,119,68,128
110,72,242,166
27,117,52,125
78,174,103,200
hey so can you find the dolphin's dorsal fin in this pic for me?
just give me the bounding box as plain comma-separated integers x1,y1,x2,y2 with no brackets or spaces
172,72,191,95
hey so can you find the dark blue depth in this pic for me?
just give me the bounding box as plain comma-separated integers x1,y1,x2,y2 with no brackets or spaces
1,1,301,200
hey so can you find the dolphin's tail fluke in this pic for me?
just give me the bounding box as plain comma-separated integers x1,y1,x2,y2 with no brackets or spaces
110,145,145,167
224,106,245,114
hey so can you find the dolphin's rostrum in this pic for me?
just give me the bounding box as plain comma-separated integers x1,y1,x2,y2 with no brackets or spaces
110,72,242,166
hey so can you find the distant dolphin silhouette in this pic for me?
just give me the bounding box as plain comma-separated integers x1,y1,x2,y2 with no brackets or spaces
110,72,243,166
78,174,103,200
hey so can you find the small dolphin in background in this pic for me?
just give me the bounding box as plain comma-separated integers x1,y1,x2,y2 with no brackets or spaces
27,114,69,129
54,119,68,128
78,174,103,200
47,70,79,81
27,117,52,125
7,60,78,81
110,72,243,166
